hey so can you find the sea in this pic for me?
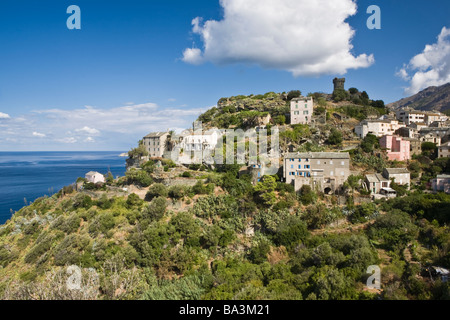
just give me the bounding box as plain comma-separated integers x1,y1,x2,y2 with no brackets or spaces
0,151,127,225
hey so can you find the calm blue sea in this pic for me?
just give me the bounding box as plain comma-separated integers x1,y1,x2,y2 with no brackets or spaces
0,152,126,224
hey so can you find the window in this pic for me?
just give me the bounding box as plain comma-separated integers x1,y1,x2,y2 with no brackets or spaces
298,165,301,169
341,172,345,176
330,171,334,176
317,160,321,165
291,165,294,169
341,161,345,166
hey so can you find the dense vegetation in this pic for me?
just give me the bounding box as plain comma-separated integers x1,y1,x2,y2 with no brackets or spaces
0,91,449,301
0,156,449,300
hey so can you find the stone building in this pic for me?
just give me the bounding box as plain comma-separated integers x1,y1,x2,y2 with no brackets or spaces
143,131,170,158
432,175,450,194
383,168,410,189
365,173,391,195
290,96,314,125
439,142,450,158
333,78,346,91
284,152,350,194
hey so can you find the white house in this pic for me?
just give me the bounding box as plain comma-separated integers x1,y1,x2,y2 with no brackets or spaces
383,168,411,190
85,171,105,184
431,175,450,194
355,119,405,139
180,129,222,152
290,97,314,125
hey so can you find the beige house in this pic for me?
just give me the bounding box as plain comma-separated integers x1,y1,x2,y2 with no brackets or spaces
383,168,410,189
439,142,450,158
425,113,448,126
284,152,350,193
290,97,314,125
85,171,105,184
365,173,391,195
143,131,170,158
396,110,426,125
431,175,450,194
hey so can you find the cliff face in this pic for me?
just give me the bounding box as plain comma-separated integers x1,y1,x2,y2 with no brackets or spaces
387,83,450,112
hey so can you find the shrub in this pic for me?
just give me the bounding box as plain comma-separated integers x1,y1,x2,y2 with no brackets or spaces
169,185,187,199
143,197,167,221
145,183,168,201
126,193,143,208
182,171,193,178
125,169,153,187
275,216,309,247
298,185,316,205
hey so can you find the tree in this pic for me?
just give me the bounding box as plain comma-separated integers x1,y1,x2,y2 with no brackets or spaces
276,216,309,248
349,88,359,95
254,176,278,206
106,171,114,184
368,210,418,251
360,91,370,106
143,197,167,221
125,169,153,187
128,140,148,159
371,100,385,109
145,183,168,201
327,128,343,145
421,142,437,157
361,133,379,153
298,185,316,205
287,90,302,100
274,115,286,125
332,89,349,102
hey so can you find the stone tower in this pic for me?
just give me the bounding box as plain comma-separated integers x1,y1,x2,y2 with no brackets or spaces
333,78,346,91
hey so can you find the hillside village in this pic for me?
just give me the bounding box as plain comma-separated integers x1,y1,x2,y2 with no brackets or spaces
1,79,450,301
127,78,450,198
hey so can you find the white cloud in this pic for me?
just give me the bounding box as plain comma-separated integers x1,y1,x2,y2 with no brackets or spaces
75,126,100,135
182,0,374,76
0,102,206,150
398,27,450,94
32,132,46,138
0,112,11,119
56,137,77,144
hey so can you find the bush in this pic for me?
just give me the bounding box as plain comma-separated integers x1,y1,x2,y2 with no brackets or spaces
72,194,93,209
298,185,316,205
182,171,192,178
275,216,309,247
143,197,167,221
169,185,187,199
146,183,169,201
327,128,343,145
125,169,153,187
127,193,143,208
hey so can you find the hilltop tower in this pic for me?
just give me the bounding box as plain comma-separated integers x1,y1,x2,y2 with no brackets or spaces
333,78,346,91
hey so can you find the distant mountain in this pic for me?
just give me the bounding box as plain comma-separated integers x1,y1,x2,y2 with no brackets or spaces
387,83,450,112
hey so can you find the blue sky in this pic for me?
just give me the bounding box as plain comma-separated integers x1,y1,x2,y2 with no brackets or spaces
0,0,449,151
